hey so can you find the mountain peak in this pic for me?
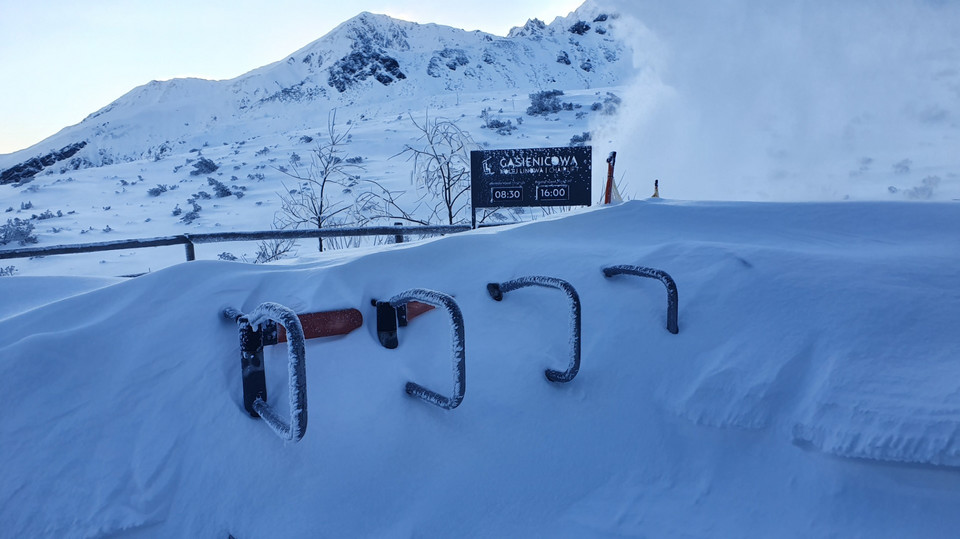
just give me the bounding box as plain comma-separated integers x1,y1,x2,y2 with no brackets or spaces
0,2,631,165
507,18,547,39
330,10,413,52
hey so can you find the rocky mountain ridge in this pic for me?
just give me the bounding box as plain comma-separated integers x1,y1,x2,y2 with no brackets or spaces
0,1,630,177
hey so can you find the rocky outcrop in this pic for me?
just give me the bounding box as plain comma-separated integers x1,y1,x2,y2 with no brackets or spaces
328,48,406,92
1,141,87,185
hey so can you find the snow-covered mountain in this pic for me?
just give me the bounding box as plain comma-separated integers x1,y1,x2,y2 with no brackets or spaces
0,1,637,277
0,3,629,171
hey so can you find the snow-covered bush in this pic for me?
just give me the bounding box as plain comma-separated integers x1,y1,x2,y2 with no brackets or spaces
601,92,621,114
147,184,177,197
526,90,565,116
207,178,233,198
569,132,591,147
0,265,17,276
180,201,202,224
189,157,218,176
254,239,296,264
591,92,622,115
905,176,941,199
893,159,912,175
1,218,38,246
34,209,61,220
481,109,518,135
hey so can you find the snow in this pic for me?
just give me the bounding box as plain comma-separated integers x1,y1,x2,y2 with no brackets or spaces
2,1,960,536
2,199,960,537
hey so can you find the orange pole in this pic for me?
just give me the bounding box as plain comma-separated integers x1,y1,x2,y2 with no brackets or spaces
604,151,617,204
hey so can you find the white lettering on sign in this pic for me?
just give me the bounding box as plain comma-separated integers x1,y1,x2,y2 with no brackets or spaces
499,155,580,169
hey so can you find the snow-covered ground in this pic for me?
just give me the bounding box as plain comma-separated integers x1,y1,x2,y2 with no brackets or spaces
1,199,959,537
2,1,960,536
0,84,626,277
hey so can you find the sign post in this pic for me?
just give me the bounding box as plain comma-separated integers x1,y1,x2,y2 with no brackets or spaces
470,146,592,227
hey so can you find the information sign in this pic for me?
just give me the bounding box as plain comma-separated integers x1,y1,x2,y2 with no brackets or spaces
470,146,592,215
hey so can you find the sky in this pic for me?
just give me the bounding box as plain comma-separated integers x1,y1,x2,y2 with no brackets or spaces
0,0,583,155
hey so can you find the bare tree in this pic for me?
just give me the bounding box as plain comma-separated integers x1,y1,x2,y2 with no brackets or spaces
253,237,297,264
276,110,361,252
395,112,475,225
354,177,432,227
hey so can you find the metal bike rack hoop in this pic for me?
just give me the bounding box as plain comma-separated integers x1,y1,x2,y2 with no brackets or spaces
486,275,581,383
224,302,308,442
602,265,679,334
387,288,466,410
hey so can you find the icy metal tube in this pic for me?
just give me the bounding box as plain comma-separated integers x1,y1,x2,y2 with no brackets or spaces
224,303,308,442
486,276,581,383
386,289,466,410
602,265,679,334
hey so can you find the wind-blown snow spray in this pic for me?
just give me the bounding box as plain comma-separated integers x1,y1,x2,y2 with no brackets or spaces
593,0,960,201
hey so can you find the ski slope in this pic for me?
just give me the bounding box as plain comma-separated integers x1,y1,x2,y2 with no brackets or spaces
2,199,959,537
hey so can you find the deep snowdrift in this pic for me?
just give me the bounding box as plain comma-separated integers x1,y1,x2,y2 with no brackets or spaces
1,200,959,537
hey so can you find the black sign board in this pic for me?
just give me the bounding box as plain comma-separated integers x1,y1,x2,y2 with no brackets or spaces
470,146,592,214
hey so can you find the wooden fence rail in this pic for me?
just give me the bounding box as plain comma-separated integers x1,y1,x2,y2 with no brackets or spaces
0,224,472,262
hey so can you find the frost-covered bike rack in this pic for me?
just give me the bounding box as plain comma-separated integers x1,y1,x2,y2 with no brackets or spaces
223,303,308,442
486,276,581,383
374,289,466,410
602,265,679,334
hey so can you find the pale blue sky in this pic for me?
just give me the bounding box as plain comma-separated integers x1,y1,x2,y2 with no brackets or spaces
0,0,583,154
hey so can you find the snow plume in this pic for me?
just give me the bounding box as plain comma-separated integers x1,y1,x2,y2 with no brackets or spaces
592,0,960,201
